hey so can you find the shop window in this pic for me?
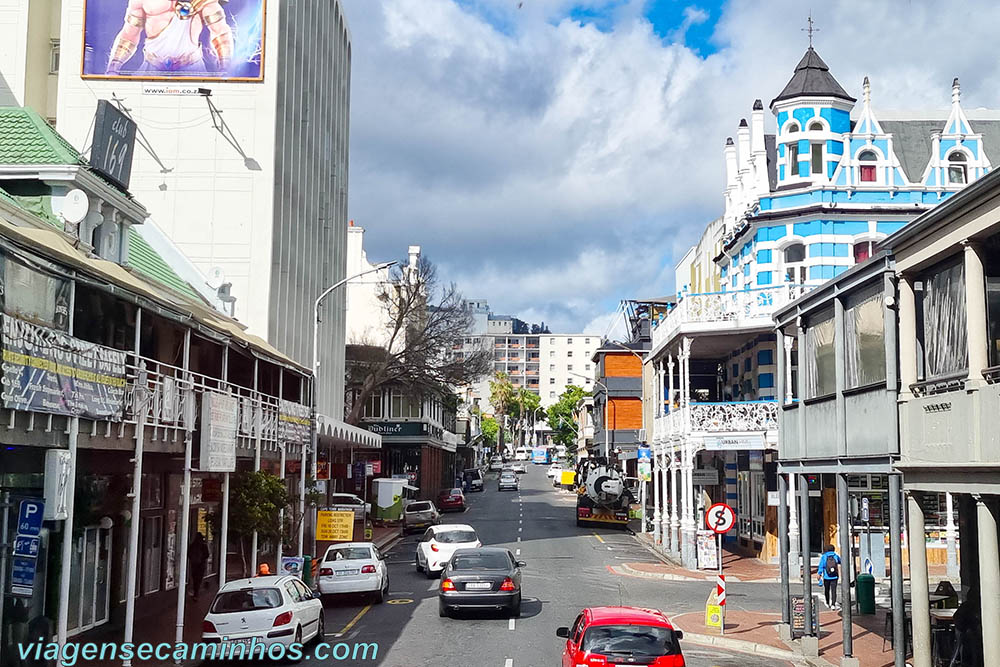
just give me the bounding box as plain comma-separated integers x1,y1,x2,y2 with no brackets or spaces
844,286,886,388
805,313,836,397
947,152,968,185
916,257,968,380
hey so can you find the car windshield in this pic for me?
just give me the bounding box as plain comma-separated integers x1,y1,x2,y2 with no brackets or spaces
211,588,282,613
406,502,432,513
501,473,516,479
463,470,481,479
331,496,358,504
451,552,510,570
325,547,371,561
581,625,680,657
435,530,478,544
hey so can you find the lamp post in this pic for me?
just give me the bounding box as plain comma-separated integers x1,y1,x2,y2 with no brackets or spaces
530,406,544,446
306,260,396,557
569,371,608,459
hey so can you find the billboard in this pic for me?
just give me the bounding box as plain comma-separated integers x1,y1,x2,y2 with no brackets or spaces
82,0,266,81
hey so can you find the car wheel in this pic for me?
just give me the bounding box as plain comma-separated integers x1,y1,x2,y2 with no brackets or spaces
314,612,325,644
415,554,423,573
439,601,449,618
291,627,303,661
374,584,384,604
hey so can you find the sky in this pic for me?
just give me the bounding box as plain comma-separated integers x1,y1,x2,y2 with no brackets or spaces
339,0,1000,335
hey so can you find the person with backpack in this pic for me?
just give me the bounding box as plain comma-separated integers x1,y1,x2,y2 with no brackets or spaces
817,544,842,609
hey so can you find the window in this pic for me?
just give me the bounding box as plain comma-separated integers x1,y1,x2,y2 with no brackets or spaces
550,378,555,384
788,142,799,174
811,143,823,175
808,121,823,131
567,364,573,371
845,286,886,389
805,314,836,397
364,391,383,418
917,257,968,379
859,150,877,182
550,338,556,344
988,234,1000,366
49,40,60,74
947,153,968,184
567,338,573,344
784,243,806,263
585,364,591,370
550,391,556,398
585,338,590,344
549,351,555,358
567,351,573,357
853,241,876,263
390,390,422,418
787,122,799,133
549,364,555,371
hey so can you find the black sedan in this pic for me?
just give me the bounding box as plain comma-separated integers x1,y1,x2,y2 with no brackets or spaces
438,548,524,618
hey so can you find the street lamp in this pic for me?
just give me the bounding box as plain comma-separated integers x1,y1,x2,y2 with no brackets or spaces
569,371,609,458
530,405,544,446
305,260,397,557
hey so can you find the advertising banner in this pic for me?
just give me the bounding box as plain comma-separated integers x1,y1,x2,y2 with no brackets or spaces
279,399,311,445
199,391,238,472
1,315,126,420
696,530,718,570
82,0,266,81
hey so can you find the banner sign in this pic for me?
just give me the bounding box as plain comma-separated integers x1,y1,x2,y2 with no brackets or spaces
703,434,765,451
82,0,267,82
1,315,126,419
279,400,311,444
364,421,426,437
316,510,354,542
199,391,238,472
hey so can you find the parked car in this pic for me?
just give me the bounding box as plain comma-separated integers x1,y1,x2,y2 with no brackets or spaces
437,487,467,512
556,607,685,667
403,501,440,533
488,457,503,472
463,468,484,492
202,575,324,651
415,524,481,577
317,542,389,603
512,462,527,474
498,472,518,491
439,547,524,618
328,493,371,517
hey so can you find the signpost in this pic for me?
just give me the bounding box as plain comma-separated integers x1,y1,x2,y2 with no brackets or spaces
10,499,44,597
706,502,736,635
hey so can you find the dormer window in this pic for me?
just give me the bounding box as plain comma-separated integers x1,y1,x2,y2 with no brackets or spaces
859,151,877,182
808,121,823,131
948,152,968,184
787,123,799,133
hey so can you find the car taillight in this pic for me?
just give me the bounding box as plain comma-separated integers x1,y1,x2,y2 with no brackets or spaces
441,579,455,590
499,577,516,591
361,565,376,574
202,620,217,633
272,611,293,627
578,507,591,517
430,543,439,552
319,567,333,576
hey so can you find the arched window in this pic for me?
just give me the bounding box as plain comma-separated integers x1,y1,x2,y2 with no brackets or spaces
859,150,877,183
783,243,807,283
784,243,806,263
853,241,876,263
808,121,823,131
948,152,968,184
787,122,799,134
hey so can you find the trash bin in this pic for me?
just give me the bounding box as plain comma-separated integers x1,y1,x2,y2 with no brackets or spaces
857,573,876,614
301,555,313,587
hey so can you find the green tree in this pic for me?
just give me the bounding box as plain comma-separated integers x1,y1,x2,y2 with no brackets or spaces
509,387,541,446
546,384,587,458
481,416,499,445
230,470,289,576
489,371,515,451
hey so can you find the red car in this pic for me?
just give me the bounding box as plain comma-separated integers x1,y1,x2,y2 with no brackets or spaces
437,487,466,512
556,606,685,666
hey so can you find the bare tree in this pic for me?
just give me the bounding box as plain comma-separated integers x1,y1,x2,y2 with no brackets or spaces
344,256,492,425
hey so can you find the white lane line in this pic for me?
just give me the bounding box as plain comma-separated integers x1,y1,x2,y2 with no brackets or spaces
508,618,516,631
515,548,521,556
517,537,521,542
519,519,522,524
504,659,513,667
427,582,438,591
518,527,522,532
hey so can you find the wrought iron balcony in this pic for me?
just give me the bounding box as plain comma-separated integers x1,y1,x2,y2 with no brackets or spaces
653,400,778,442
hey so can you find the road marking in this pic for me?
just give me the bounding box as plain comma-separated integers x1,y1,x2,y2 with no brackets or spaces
519,519,522,524
515,548,521,556
508,618,515,631
517,537,521,542
593,533,605,544
504,660,513,667
518,527,522,532
386,598,413,605
334,604,371,637
427,582,438,591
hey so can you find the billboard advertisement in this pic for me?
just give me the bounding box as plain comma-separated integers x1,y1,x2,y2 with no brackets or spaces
82,0,266,81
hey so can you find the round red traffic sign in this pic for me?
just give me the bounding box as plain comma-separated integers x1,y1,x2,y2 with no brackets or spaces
706,503,736,534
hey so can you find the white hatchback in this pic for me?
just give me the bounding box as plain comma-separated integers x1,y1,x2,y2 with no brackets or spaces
415,524,481,577
317,542,389,603
202,575,323,654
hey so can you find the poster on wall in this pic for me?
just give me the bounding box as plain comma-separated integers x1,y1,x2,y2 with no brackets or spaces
199,391,238,472
1,315,126,420
279,400,311,445
81,0,267,81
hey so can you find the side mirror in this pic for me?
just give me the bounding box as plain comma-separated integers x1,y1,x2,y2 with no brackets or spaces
516,561,526,568
555,627,571,639
674,630,683,641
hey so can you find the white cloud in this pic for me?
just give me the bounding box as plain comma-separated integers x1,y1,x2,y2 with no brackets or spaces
669,5,709,44
342,0,1000,333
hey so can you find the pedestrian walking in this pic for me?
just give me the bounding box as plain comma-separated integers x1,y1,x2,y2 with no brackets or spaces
817,544,841,609
188,532,209,600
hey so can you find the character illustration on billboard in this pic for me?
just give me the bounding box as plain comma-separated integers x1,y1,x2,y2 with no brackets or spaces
83,0,265,81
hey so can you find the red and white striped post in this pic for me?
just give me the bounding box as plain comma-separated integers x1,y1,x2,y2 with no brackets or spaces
707,503,735,636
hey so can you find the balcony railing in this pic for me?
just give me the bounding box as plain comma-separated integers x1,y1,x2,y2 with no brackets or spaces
653,400,778,442
651,284,814,349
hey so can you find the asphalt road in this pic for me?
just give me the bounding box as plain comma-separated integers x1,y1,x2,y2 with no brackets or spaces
309,466,797,667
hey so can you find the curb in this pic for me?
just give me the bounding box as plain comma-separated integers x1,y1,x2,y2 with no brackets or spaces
374,530,403,552
631,535,782,583
679,631,806,663
615,562,705,582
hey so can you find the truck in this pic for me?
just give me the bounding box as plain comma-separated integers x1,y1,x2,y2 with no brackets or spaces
574,458,633,528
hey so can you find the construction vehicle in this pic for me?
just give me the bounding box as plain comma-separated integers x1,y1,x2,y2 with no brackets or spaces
575,458,633,528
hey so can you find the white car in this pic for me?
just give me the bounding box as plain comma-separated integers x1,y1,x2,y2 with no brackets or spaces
202,575,323,652
317,542,389,603
547,464,563,478
512,462,527,474
415,524,481,578
328,493,372,517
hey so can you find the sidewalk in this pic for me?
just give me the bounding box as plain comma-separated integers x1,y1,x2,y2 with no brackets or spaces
631,533,780,582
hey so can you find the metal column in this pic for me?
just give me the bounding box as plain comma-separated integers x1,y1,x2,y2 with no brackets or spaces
837,474,853,657
907,492,931,667
889,475,905,667
977,496,1000,667
799,474,814,637
123,309,146,667
778,472,790,625
174,331,194,662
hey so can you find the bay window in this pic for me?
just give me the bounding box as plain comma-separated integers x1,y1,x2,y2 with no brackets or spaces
845,285,886,388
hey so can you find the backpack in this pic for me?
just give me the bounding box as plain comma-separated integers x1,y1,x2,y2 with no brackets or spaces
825,554,839,577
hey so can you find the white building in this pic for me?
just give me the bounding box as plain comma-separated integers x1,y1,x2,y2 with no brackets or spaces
344,221,413,347
4,0,355,419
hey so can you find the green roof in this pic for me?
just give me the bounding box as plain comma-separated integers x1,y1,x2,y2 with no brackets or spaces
127,228,201,300
0,107,85,166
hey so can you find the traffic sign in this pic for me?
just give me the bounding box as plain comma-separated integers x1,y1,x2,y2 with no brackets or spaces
12,535,40,558
706,503,736,534
637,447,652,460
10,556,37,597
16,499,44,536
861,497,870,523
717,574,727,606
